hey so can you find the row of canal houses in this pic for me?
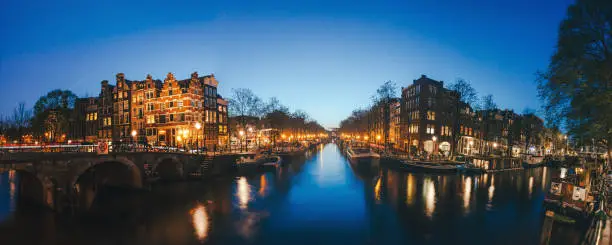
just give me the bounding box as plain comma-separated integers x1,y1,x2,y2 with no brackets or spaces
342,75,548,158
69,72,229,149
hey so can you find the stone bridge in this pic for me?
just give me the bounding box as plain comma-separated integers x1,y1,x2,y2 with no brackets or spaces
0,152,239,213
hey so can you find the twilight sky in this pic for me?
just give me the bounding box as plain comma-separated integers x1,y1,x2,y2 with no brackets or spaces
0,0,573,128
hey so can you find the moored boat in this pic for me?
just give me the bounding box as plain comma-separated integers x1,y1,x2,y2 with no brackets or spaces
522,154,545,168
401,161,458,173
456,163,485,174
235,153,282,174
346,146,380,165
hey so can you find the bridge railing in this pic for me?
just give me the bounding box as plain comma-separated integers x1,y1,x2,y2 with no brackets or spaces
0,144,97,153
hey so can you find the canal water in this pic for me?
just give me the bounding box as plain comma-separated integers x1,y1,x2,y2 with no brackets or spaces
0,143,585,245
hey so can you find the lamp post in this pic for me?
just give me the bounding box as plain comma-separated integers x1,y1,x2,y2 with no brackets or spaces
239,130,245,152
195,122,202,155
564,135,568,156
432,136,437,159
131,130,137,152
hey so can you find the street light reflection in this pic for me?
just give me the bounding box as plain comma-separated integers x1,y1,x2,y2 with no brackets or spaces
488,175,495,203
528,176,534,198
464,176,472,212
258,174,267,197
374,177,382,201
237,177,251,210
406,174,415,206
423,177,435,218
190,205,209,242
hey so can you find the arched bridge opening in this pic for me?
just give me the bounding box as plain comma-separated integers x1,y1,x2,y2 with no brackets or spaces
73,159,143,213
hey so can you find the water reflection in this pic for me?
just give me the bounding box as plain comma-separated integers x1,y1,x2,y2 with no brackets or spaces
406,174,415,206
237,177,251,210
423,177,436,218
374,177,382,201
190,205,209,242
258,174,267,197
0,144,587,245
488,175,495,203
528,176,534,198
463,176,472,212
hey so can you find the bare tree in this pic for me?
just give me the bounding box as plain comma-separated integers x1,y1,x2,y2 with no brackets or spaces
228,88,263,118
370,81,399,151
447,78,478,105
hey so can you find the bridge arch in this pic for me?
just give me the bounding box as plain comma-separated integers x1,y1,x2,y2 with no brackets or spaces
12,170,56,210
69,158,143,212
152,156,184,181
70,157,143,189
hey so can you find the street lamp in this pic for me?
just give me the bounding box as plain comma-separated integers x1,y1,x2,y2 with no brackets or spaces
432,136,437,159
239,130,245,152
195,122,202,154
131,130,137,151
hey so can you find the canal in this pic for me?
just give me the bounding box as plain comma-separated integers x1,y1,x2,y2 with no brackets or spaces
0,143,585,245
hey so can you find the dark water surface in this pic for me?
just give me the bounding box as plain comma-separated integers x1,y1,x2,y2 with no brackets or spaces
0,143,584,245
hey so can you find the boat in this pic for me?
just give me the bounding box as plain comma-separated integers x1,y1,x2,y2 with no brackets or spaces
346,146,380,165
235,152,282,174
456,163,485,174
401,160,458,173
521,154,545,168
275,143,307,162
260,155,282,170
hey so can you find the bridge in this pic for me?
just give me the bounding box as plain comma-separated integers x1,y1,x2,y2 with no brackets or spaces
0,151,239,213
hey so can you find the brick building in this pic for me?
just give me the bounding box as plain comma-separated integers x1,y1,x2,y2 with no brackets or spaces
86,72,228,150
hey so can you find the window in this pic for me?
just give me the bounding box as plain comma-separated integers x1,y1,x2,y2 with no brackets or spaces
146,115,155,124
426,124,435,134
170,114,174,121
159,115,166,123
169,101,174,108
441,125,452,136
169,89,173,96
180,113,185,122
178,101,183,107
427,111,436,120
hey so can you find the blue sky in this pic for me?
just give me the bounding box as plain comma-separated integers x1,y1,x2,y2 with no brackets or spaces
0,0,573,128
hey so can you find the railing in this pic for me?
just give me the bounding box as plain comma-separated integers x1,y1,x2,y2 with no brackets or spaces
0,144,97,153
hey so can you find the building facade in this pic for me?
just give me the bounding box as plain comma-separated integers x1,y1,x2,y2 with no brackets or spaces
395,74,544,157
81,72,228,150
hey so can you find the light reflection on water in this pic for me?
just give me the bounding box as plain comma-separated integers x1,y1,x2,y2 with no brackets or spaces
190,204,209,242
237,177,251,210
0,144,587,245
423,177,436,218
406,173,415,206
463,176,472,212
488,175,495,203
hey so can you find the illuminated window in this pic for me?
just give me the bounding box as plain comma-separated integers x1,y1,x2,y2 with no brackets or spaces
427,111,436,120
426,124,435,134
